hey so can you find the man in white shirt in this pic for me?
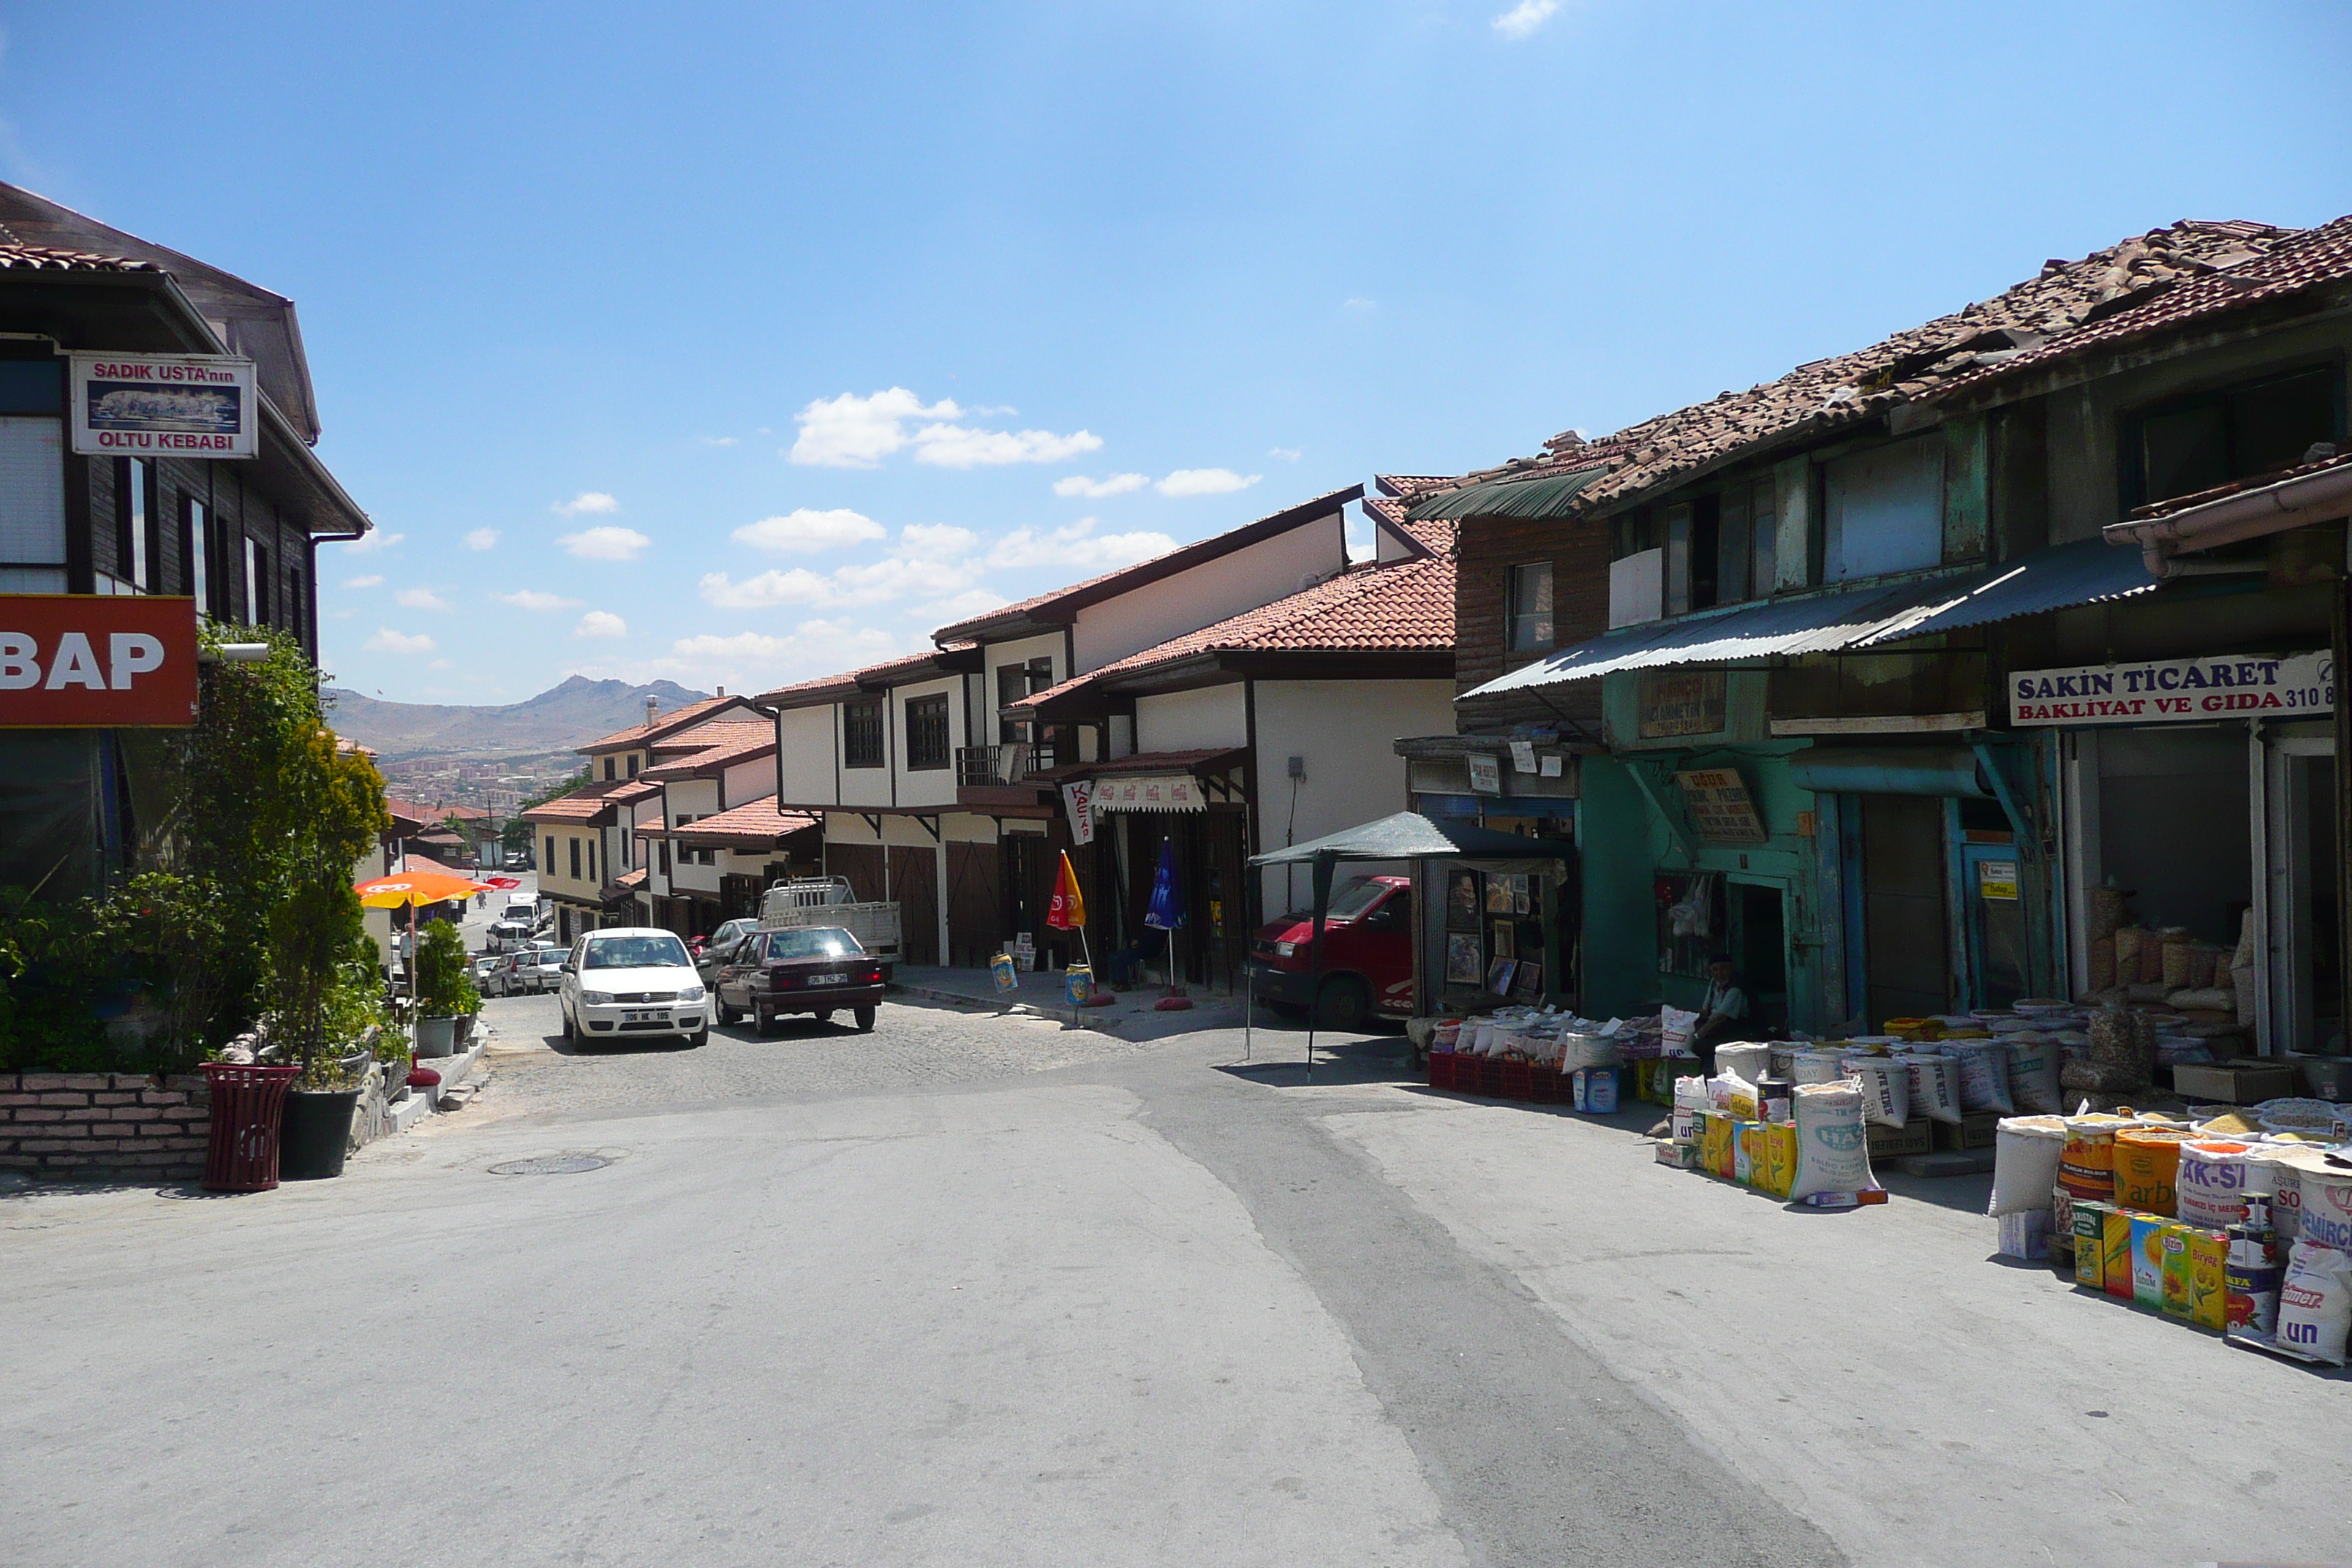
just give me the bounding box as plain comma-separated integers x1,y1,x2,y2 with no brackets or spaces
1689,956,1750,1074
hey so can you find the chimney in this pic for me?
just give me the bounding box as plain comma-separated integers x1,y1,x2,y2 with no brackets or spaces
644,696,659,727
716,686,725,696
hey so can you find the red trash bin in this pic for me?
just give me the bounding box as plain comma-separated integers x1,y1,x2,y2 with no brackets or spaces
200,1063,299,1193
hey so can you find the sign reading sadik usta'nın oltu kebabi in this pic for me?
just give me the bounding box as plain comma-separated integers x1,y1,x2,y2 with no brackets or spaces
2010,652,2333,727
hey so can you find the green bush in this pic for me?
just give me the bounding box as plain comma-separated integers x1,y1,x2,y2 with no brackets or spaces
413,919,480,1019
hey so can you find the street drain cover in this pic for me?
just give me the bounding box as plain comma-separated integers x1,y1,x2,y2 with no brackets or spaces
489,1153,611,1176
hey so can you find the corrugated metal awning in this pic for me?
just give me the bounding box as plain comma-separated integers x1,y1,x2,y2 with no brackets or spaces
1462,539,2159,698
1403,464,1609,521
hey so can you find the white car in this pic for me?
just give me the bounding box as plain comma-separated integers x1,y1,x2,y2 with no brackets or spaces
501,946,568,996
559,927,709,1047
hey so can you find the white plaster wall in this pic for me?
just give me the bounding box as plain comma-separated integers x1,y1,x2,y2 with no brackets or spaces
892,675,964,811
983,630,1066,690
775,706,835,804
945,812,999,844
824,810,881,845
839,694,894,810
1251,678,1458,916
1072,512,1346,669
1134,683,1248,754
720,755,773,809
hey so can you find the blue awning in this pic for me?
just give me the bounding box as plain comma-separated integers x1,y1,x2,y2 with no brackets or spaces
1462,539,2157,698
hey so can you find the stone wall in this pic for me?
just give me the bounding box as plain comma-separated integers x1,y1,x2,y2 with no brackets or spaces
0,1072,210,1183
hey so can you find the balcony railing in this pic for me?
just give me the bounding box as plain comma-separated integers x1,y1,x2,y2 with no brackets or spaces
957,742,1058,788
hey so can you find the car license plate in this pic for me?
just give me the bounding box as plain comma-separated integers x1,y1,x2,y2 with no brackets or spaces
809,973,848,986
624,1010,669,1023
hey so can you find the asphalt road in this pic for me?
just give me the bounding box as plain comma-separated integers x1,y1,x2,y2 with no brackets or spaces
5,1005,2346,1567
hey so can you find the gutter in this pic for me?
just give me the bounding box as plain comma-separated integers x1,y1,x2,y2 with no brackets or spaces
2103,461,2352,578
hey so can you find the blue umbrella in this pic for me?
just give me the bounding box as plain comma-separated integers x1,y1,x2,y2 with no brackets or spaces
1144,837,1186,930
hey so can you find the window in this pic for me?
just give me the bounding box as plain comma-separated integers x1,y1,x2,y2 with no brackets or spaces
603,757,616,781
1821,437,1945,582
243,538,269,625
546,835,557,871
627,754,639,777
1713,475,1777,605
587,837,597,883
997,663,1030,743
569,837,581,881
906,693,951,770
1027,656,1055,694
844,699,885,767
186,499,210,613
118,457,151,590
584,931,691,970
0,415,67,593
1507,561,1554,652
2130,365,2341,508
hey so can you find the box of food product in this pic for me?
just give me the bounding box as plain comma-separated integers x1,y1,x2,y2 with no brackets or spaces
2159,1224,2196,1319
2073,1202,2111,1289
1866,1116,1933,1160
2102,1208,2136,1300
2184,1224,2228,1330
2129,1213,2167,1308
1654,1141,1697,1169
1752,1121,1797,1199
1997,1209,2049,1261
2170,1060,2299,1105
1933,1109,2003,1153
1697,1113,1735,1180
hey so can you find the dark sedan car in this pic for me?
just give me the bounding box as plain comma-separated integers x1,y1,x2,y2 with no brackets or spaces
712,925,883,1034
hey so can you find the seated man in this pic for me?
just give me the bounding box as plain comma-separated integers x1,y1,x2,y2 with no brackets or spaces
1686,955,1751,1075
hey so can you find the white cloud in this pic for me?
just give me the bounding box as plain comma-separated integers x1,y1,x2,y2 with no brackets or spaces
898,523,979,559
1157,468,1261,497
1491,0,1561,39
560,526,652,561
698,435,739,447
1269,448,1303,461
913,423,1101,469
492,589,581,611
463,528,499,551
429,659,453,670
575,611,628,639
554,491,619,516
698,568,832,609
1343,297,1377,312
789,386,1099,470
731,508,886,554
988,517,1174,570
700,554,981,611
922,587,1009,622
343,574,384,589
344,530,405,555
637,620,901,692
395,587,452,611
1053,472,1149,499
366,628,435,655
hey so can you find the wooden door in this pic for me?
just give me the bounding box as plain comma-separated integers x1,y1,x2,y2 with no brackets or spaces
946,840,1002,967
1861,794,1949,1027
890,844,938,965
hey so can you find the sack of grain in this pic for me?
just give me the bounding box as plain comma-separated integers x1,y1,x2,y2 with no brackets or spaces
2273,1240,2352,1366
1951,1040,2015,1115
1988,1116,2067,1216
2176,1139,2270,1229
2088,935,2117,992
2005,1036,2064,1115
2157,928,2193,988
2186,942,2224,989
1715,1041,1771,1086
1840,1053,1910,1128
1789,1081,1875,1201
1900,1052,1964,1124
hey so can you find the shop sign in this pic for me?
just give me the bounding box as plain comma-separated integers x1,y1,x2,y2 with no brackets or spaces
1673,767,1768,844
1637,668,1726,738
1509,739,1537,774
2009,652,2332,727
1060,780,1096,845
1978,860,2019,901
1467,753,1501,796
0,595,199,727
1090,774,1204,813
69,354,257,458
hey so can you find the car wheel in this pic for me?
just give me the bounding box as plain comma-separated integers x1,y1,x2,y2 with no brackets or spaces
1313,974,1372,1032
687,1025,709,1049
715,993,739,1026
753,1004,771,1036
562,1000,578,1046
816,1009,836,1025
853,1005,877,1033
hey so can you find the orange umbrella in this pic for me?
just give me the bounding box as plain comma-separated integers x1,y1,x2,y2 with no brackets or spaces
354,868,496,1014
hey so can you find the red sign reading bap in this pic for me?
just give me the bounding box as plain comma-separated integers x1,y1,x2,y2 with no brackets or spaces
0,595,201,727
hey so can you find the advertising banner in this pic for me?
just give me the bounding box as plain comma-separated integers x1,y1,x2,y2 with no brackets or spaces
0,595,200,726
69,353,257,459
2009,651,2332,727
1090,774,1204,813
1060,780,1095,844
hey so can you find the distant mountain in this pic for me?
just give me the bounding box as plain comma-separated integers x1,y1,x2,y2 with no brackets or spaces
323,676,714,759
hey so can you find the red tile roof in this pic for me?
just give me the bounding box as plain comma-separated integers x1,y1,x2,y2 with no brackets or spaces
0,243,157,273
576,693,748,754
752,645,977,709
519,778,639,824
643,729,777,780
1014,551,1456,708
1400,218,2309,521
648,720,772,756
2125,443,2352,521
663,797,821,847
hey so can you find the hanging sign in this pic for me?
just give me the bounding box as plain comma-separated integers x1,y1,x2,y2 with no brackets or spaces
1637,669,1727,738
0,595,200,727
2009,652,2332,727
1090,774,1205,813
69,354,257,458
1059,780,1095,845
1467,754,1501,796
1673,767,1768,844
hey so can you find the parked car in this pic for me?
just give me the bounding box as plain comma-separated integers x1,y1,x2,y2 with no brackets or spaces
486,919,538,953
496,945,567,995
560,928,710,1047
471,954,505,991
693,917,761,983
712,924,883,1034
1242,873,1414,1030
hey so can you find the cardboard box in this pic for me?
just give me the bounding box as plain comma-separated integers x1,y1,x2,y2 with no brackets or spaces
1866,1116,1932,1160
1654,1141,1697,1169
2171,1059,2299,1105
1932,1110,2001,1153
1752,1121,1797,1199
2073,1201,2110,1289
2102,1208,2136,1300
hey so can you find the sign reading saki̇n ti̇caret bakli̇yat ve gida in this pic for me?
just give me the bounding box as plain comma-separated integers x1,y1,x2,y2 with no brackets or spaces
1673,767,1768,844
2008,652,2332,726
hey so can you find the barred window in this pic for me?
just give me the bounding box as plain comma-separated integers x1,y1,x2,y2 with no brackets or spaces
906,694,951,771
844,700,885,768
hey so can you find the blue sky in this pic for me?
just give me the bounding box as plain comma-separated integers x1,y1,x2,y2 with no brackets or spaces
4,1,2346,703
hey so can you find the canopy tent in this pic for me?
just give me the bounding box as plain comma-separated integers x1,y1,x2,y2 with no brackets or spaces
1247,812,1569,1071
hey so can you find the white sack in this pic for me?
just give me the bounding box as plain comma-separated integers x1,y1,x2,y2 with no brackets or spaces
1987,1116,2067,1217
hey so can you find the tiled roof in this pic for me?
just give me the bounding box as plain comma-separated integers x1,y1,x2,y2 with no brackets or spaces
751,645,976,708
2125,443,2352,521
608,777,661,804
609,867,647,892
643,729,777,780
1014,551,1455,709
928,485,1362,644
576,693,745,754
648,720,772,756
519,778,638,824
1399,219,2307,521
664,797,821,847
0,243,157,273
1369,478,1462,554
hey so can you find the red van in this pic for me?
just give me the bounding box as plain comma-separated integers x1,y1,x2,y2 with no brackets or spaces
1243,874,1414,1029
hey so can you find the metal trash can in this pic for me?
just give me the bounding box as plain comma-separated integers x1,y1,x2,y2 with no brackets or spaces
200,1063,299,1193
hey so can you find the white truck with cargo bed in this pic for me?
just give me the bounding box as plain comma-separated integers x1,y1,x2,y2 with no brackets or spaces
757,876,902,970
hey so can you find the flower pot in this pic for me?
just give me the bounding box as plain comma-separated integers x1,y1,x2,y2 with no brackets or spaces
200,1063,299,1193
415,1015,457,1058
279,1088,362,1180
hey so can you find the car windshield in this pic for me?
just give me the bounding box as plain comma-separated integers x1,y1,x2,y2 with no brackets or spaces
584,934,690,970
1320,877,1392,922
768,927,864,960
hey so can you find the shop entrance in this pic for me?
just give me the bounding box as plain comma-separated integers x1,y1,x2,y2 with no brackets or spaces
1858,793,1948,1027
1729,881,1787,1028
1960,842,2028,1009
2262,741,2341,1055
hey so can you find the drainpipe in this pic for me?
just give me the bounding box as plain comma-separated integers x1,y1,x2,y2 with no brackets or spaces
2105,461,2352,577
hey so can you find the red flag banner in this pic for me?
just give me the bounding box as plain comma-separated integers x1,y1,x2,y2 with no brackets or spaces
1046,851,1086,930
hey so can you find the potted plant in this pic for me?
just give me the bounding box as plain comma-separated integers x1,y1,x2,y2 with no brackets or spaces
412,919,476,1059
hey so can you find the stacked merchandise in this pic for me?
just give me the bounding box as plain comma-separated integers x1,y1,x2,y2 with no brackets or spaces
2084,884,2257,1052
1654,1069,1883,1209
1797,1017,2065,1164
1425,1007,1635,1110
1987,1093,2352,1369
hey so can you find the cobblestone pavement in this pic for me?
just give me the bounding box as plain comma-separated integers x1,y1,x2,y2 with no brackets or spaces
438,989,1184,1126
